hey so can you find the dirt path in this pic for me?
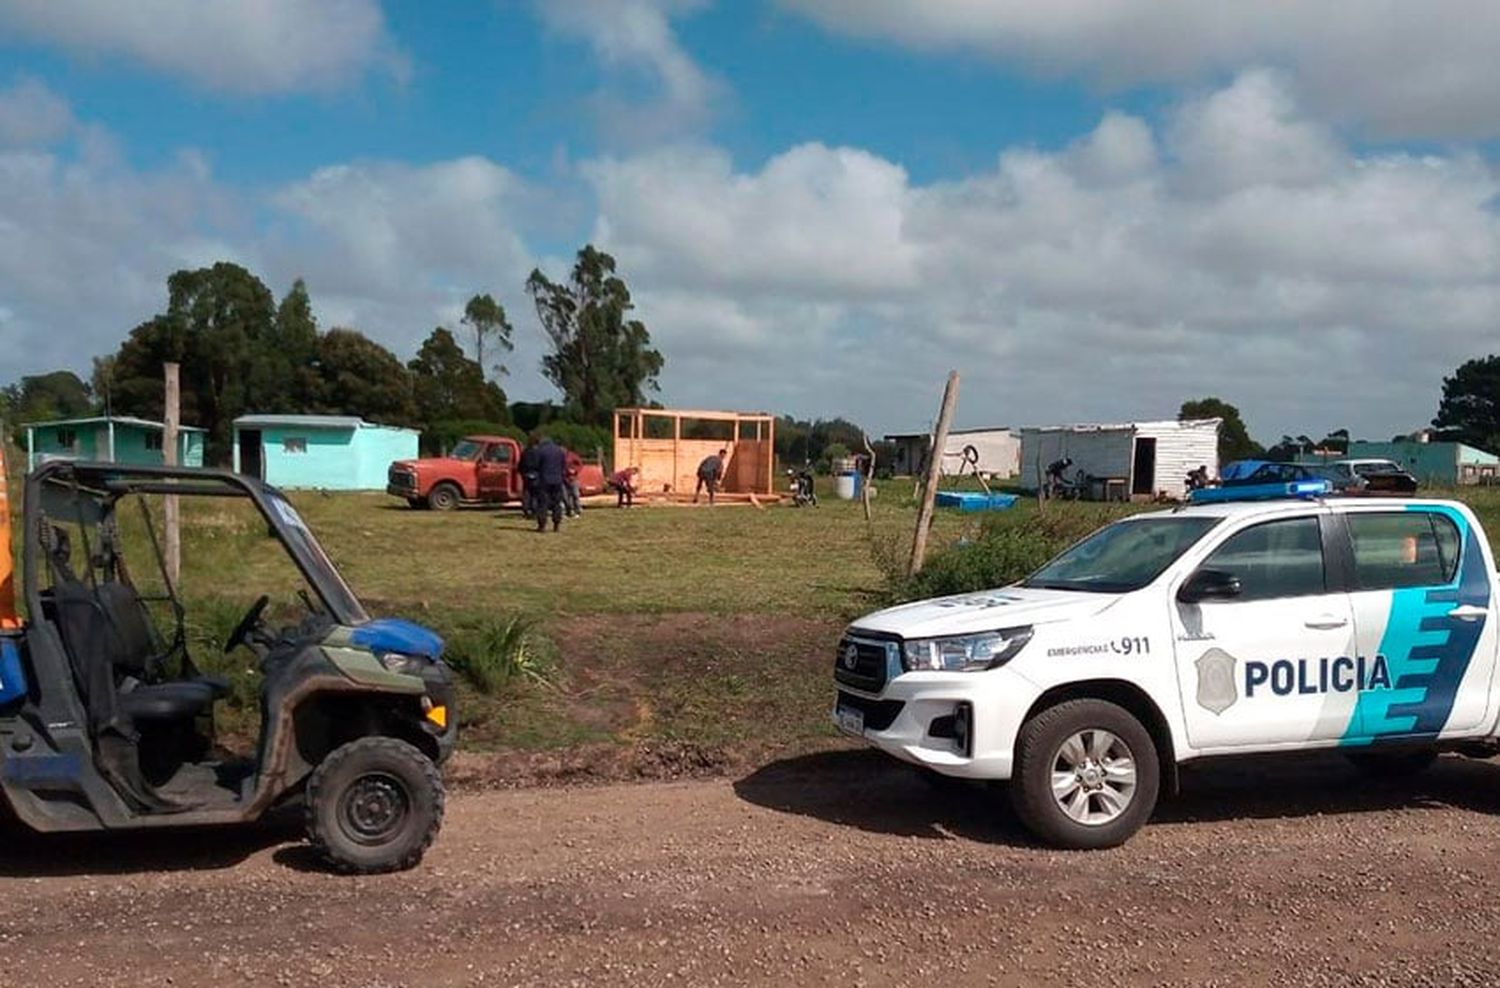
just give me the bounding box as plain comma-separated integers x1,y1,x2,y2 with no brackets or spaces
6,750,1500,986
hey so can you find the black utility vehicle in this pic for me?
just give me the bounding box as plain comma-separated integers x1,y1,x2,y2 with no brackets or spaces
0,461,455,873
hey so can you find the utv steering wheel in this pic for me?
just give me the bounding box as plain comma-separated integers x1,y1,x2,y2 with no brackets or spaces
225,594,272,654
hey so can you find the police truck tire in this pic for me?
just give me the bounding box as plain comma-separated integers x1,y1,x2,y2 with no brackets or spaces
305,736,445,874
1344,749,1437,777
427,483,460,511
1010,699,1159,850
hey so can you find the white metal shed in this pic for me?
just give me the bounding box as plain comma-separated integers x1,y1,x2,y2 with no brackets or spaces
883,427,1021,478
1018,419,1221,499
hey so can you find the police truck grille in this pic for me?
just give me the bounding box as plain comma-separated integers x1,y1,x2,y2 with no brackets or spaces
833,635,891,692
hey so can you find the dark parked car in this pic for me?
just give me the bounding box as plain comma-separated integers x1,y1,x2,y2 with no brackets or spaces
1219,461,1321,487
1317,458,1419,495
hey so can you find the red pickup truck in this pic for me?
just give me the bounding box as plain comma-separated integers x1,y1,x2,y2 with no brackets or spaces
387,435,606,510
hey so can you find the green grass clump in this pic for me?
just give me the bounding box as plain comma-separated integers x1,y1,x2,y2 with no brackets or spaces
444,615,550,696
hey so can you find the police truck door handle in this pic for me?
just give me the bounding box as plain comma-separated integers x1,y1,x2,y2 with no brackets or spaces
1303,615,1348,630
1447,605,1488,622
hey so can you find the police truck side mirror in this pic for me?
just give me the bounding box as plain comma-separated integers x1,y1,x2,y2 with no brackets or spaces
1178,568,1242,604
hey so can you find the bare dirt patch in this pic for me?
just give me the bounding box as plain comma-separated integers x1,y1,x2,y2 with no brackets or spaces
456,612,845,778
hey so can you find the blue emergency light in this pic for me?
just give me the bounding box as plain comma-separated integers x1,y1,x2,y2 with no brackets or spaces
1187,479,1333,504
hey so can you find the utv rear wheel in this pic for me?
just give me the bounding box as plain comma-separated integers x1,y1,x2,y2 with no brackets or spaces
427,483,460,511
1010,699,1159,850
305,737,444,874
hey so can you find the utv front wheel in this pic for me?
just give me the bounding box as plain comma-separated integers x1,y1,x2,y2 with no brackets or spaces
305,737,444,874
1010,699,1159,850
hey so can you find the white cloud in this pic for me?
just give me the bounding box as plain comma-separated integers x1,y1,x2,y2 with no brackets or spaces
0,77,75,147
267,156,542,367
586,72,1500,440
0,0,404,95
7,72,1500,445
781,0,1500,139
532,0,724,141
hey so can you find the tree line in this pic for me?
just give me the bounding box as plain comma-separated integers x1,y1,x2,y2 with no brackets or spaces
2,245,667,463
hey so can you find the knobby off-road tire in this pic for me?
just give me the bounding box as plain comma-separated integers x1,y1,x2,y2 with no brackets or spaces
305,737,445,874
1010,698,1159,850
427,483,461,511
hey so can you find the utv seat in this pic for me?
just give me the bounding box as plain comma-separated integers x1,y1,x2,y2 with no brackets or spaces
117,680,216,722
93,581,230,700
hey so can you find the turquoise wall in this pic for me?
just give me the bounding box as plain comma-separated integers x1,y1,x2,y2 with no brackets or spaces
27,422,203,469
244,423,418,490
1348,441,1498,486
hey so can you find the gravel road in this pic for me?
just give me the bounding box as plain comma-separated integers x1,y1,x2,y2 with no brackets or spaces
5,749,1500,987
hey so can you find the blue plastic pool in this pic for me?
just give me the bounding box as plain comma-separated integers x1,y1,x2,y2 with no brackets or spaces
934,491,1019,512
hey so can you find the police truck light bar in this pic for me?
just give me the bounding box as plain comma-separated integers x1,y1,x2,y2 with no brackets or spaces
1187,479,1333,504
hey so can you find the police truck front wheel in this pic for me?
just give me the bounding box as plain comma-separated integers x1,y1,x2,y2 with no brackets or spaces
1011,699,1159,849
305,737,445,874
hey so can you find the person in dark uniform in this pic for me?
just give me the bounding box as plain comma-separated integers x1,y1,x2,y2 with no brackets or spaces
534,435,567,532
694,448,727,505
1045,456,1073,499
518,435,541,520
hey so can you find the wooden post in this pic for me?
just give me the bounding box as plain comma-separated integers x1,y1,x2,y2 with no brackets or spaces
909,371,960,577
163,362,181,590
861,432,877,523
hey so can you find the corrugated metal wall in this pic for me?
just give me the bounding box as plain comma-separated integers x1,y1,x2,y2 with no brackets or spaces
1019,419,1220,496
1018,428,1134,489
1136,419,1220,497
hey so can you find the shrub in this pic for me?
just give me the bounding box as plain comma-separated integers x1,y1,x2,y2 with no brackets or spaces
444,615,550,696
883,503,1144,602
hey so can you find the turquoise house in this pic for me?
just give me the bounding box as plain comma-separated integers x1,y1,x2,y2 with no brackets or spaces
1347,439,1500,486
22,415,206,471
232,415,419,490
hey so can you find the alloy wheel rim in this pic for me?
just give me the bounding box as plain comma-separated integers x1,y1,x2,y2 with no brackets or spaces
1050,729,1136,826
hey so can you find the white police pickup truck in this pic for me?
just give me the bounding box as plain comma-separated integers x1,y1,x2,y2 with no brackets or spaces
834,483,1498,848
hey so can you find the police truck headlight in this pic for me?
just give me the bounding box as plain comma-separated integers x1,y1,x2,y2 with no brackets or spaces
901,627,1033,672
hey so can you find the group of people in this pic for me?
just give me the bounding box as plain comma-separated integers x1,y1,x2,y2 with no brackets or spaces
518,441,731,527
517,435,585,533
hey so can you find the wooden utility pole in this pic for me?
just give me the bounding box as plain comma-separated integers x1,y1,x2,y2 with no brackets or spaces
163,362,181,589
908,371,959,577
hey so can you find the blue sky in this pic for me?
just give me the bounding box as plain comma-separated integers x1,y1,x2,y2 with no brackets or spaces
3,1,1500,443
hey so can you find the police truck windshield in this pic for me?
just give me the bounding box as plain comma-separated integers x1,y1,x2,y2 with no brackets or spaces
1024,516,1222,594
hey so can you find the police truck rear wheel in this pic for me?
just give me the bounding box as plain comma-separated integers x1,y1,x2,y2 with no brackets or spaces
427,483,460,511
305,737,445,874
1011,699,1159,849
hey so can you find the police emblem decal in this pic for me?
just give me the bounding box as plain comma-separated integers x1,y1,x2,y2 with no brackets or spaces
1195,647,1238,715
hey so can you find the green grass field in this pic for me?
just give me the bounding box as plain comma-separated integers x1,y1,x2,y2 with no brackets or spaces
30,474,1500,780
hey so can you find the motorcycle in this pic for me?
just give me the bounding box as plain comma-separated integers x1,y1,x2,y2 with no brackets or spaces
787,467,818,507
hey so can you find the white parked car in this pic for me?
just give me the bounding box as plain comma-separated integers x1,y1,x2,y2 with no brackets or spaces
835,489,1494,848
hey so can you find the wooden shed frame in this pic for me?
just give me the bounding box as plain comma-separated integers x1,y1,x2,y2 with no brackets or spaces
612,408,778,502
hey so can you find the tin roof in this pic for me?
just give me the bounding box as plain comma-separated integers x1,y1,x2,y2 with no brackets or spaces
20,415,206,432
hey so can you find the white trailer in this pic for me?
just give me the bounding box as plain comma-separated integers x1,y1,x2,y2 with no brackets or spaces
1018,419,1220,499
